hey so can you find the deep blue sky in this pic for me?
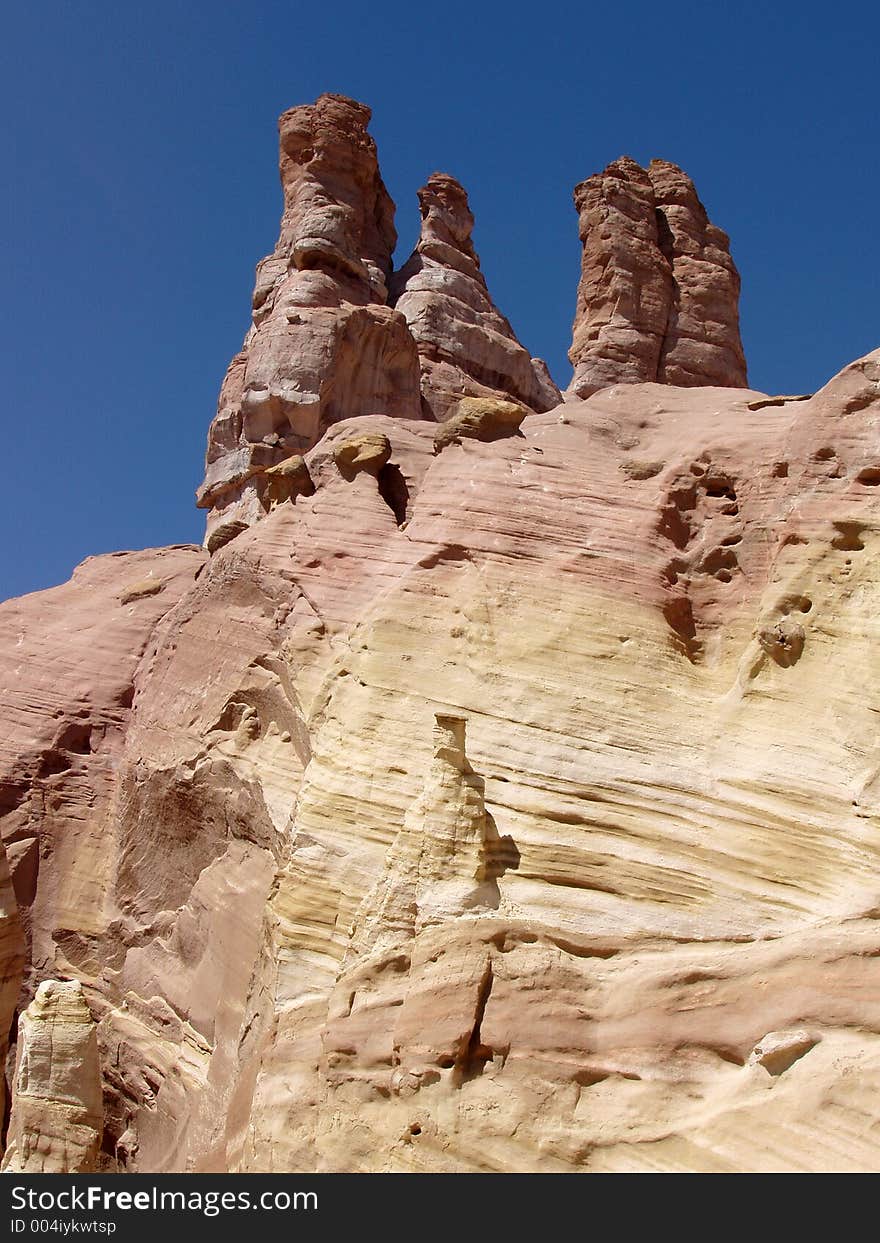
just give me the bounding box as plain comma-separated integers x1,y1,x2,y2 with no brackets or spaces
2,2,877,599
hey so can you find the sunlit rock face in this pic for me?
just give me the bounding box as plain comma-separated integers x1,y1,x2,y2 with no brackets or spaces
2,979,103,1173
197,100,561,551
391,173,561,420
197,94,424,545
2,93,880,1174
568,156,748,399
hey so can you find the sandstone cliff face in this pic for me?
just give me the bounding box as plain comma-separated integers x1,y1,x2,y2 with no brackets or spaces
2,96,879,1175
0,545,205,987
0,833,24,1135
390,174,560,419
4,355,880,1172
568,157,747,398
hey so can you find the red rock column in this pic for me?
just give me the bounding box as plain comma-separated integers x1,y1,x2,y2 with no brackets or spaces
197,95,423,544
568,156,747,398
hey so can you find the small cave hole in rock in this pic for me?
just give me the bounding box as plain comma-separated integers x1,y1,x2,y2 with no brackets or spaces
662,596,701,662
655,207,675,261
574,1069,609,1088
57,722,93,755
377,463,410,526
701,546,738,578
831,522,866,552
409,1123,422,1136
0,780,27,818
658,493,695,550
856,466,880,486
706,482,737,501
38,751,73,777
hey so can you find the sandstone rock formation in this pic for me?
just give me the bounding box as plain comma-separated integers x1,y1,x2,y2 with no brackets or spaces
0,545,205,994
2,979,103,1172
391,174,560,419
0,833,25,1132
348,714,514,961
568,157,748,398
433,396,527,453
198,94,423,544
2,95,880,1175
5,349,880,1172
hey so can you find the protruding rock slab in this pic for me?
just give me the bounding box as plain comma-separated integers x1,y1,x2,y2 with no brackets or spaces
749,1030,820,1076
333,432,392,479
391,173,560,420
568,156,747,397
3,980,103,1172
433,396,526,452
262,455,315,509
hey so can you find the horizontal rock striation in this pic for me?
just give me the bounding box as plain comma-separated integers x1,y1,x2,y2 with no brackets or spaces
4,95,880,1175
3,345,880,1171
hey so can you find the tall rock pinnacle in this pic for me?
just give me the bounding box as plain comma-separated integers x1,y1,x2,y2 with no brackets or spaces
391,173,561,419
567,156,747,398
2,980,103,1173
197,94,422,544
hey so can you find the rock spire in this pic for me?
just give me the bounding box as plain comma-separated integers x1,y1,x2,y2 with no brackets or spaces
391,173,560,419
567,156,747,397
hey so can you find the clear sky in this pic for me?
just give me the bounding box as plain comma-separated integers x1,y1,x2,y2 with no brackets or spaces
2,1,878,600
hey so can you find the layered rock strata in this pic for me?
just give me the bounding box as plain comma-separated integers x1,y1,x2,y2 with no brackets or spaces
3,95,880,1176
568,157,748,397
3,346,880,1171
0,544,205,995
391,174,560,419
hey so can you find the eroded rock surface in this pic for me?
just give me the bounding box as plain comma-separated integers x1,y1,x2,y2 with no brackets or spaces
568,157,747,398
2,979,102,1172
198,94,423,543
391,174,560,419
5,350,880,1172
0,833,24,1132
2,96,880,1175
